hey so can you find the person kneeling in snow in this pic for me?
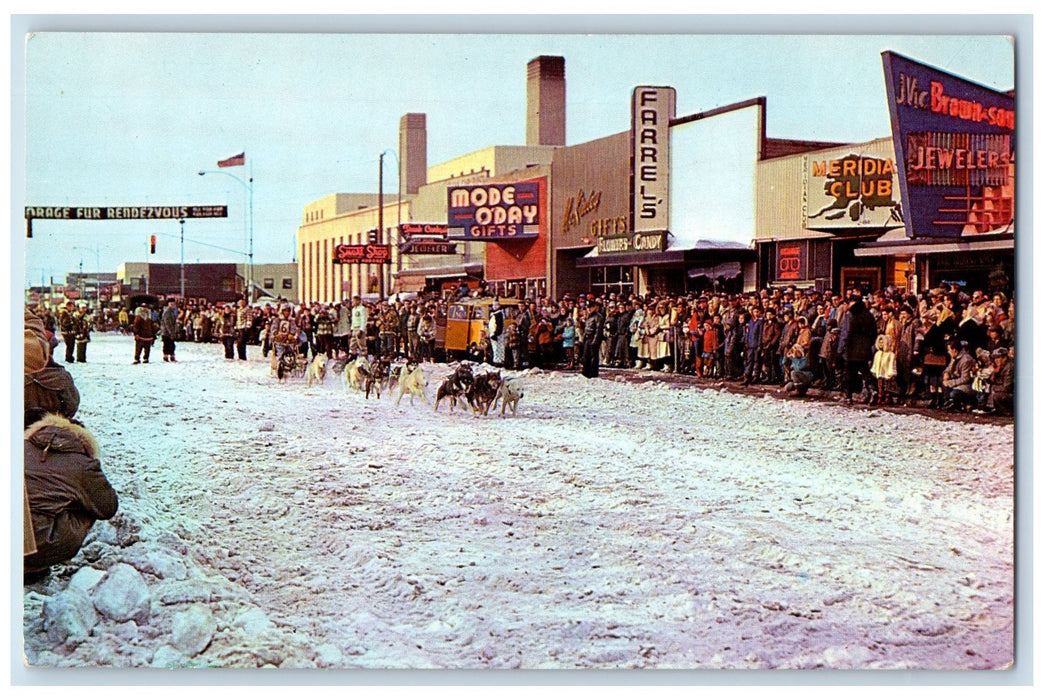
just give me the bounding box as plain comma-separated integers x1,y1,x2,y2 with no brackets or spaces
783,343,813,397
24,408,118,583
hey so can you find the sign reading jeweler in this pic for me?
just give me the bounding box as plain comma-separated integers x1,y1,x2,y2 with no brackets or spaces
597,231,668,255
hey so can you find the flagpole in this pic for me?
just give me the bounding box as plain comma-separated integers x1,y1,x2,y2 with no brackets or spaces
248,156,254,303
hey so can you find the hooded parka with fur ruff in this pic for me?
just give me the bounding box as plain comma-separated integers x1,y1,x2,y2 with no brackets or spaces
24,414,118,570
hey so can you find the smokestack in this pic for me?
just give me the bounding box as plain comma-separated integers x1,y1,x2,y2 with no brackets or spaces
526,56,565,146
399,113,427,195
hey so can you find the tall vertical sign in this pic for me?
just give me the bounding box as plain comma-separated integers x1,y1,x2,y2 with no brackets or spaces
631,86,676,233
882,51,1014,238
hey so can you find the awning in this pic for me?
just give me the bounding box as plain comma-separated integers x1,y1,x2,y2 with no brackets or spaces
853,235,1014,257
392,262,484,283
576,239,755,269
576,248,686,268
687,261,742,279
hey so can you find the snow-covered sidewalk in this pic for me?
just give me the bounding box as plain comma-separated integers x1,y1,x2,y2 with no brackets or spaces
22,333,1014,669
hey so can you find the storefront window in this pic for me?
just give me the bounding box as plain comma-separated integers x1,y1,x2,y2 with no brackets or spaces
592,265,634,298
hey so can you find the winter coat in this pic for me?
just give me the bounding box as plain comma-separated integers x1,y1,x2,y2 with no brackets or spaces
24,363,80,419
629,309,646,348
218,312,236,338
743,316,763,351
870,335,898,380
24,414,118,569
133,312,157,341
990,358,1014,403
760,318,780,353
271,315,300,348
838,302,877,363
235,305,253,331
943,350,976,392
334,304,351,337
160,306,179,337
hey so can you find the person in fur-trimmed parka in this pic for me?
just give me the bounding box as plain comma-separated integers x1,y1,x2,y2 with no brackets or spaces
24,411,118,575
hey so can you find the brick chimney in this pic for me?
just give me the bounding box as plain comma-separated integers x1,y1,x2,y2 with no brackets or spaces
398,113,427,195
526,56,565,146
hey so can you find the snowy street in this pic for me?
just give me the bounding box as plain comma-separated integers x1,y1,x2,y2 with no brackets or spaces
22,333,1014,670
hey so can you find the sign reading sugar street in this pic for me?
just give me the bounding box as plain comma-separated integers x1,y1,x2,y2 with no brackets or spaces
25,205,228,220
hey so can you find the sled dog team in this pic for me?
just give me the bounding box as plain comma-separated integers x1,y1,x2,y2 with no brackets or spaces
299,352,524,416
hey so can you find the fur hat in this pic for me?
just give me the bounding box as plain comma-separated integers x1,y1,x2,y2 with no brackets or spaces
24,310,51,374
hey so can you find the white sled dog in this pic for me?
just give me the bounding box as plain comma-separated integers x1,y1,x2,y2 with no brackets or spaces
306,352,329,388
495,376,524,416
342,355,371,393
396,363,429,406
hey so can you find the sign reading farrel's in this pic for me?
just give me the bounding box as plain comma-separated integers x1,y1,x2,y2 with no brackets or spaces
447,182,540,240
631,86,676,233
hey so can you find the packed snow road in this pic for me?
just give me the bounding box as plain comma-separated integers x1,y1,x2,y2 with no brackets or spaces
22,333,1014,670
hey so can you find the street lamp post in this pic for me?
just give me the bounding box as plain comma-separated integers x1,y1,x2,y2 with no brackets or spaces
199,169,253,300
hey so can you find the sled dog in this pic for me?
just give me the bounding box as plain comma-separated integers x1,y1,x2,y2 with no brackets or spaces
434,363,474,413
306,352,329,388
364,358,390,400
343,355,371,392
466,370,502,416
396,364,429,406
495,377,524,416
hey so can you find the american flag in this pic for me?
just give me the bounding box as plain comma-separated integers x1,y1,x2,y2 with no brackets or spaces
218,152,245,168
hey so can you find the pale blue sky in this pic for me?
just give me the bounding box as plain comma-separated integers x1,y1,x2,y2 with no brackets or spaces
17,24,1017,287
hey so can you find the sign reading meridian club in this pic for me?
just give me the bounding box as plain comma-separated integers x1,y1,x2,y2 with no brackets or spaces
631,86,676,233
447,182,540,240
25,205,228,220
882,51,1015,238
804,154,902,228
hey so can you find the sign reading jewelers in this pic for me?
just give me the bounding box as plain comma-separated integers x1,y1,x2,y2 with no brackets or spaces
447,182,540,240
631,86,676,233
882,51,1014,238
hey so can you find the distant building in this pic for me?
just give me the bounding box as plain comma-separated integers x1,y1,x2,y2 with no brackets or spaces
115,262,239,305
240,262,298,303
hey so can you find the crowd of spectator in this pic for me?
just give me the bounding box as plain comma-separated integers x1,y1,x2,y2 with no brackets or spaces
29,278,1014,416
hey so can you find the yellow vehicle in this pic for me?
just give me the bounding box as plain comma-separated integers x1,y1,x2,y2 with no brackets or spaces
437,297,520,359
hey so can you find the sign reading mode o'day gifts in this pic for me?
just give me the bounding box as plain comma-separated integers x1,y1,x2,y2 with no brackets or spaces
447,182,540,240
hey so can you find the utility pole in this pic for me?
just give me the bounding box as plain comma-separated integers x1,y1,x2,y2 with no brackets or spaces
179,218,186,300
378,152,385,299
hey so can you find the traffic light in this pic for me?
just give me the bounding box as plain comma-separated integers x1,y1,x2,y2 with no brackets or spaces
150,235,156,254
368,228,379,244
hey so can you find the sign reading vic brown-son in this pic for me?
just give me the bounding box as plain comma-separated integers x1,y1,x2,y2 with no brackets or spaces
883,51,1014,238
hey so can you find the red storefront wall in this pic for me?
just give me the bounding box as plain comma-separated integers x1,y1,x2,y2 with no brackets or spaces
483,176,548,283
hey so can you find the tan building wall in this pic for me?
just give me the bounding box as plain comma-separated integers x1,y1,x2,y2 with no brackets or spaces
297,196,413,304
240,262,298,303
426,145,557,184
